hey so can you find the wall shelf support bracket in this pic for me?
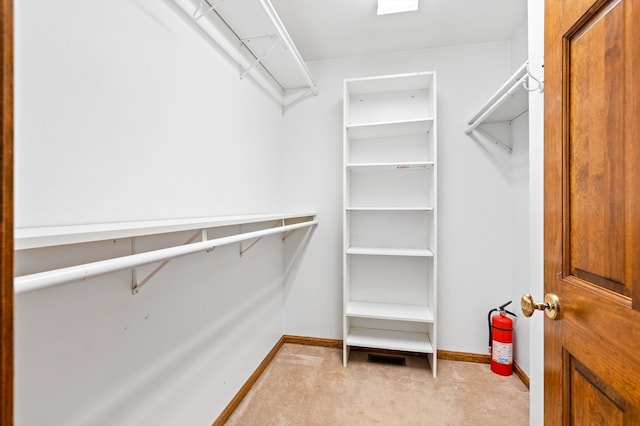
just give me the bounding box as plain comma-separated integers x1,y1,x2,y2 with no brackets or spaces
282,219,296,240
193,0,225,21
282,87,316,115
131,230,203,295
239,35,281,80
474,125,514,153
239,221,281,256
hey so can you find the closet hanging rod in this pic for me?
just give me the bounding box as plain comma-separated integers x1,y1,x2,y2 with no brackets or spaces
465,73,528,135
14,219,318,295
257,0,318,96
465,62,531,134
174,0,318,110
171,0,281,101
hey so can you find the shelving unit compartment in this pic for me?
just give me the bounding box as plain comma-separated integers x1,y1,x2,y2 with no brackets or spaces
348,132,433,165
348,210,432,250
349,255,432,306
346,325,433,354
346,301,434,323
346,119,433,140
348,91,432,126
348,168,433,208
347,73,434,95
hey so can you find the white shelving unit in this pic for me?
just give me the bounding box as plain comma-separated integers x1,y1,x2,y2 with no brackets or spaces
343,72,437,375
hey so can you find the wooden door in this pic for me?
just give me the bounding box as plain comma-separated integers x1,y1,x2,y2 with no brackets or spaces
1,0,13,424
544,0,640,424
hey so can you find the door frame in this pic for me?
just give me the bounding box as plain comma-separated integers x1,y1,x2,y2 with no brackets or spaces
1,0,14,424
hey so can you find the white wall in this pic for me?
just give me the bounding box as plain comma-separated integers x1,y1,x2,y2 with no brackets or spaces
281,41,529,356
15,0,285,227
511,19,529,70
511,112,530,373
14,1,293,425
510,18,531,377
528,0,545,424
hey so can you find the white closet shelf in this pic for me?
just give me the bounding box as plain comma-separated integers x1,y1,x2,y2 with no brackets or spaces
346,327,434,354
346,301,434,323
466,62,530,128
465,61,542,152
14,213,318,294
346,118,433,139
347,161,434,170
15,213,316,250
174,0,317,113
347,247,433,257
347,207,433,212
346,72,435,95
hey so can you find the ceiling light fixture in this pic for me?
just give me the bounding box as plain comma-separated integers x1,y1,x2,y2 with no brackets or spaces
377,0,419,15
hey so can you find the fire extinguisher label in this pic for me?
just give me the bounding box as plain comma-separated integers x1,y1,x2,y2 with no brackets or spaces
492,341,512,364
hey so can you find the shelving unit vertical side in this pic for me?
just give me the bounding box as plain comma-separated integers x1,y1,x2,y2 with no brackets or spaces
430,72,438,377
342,79,351,366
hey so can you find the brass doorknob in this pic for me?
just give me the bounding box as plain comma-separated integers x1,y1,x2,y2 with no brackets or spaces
521,293,561,320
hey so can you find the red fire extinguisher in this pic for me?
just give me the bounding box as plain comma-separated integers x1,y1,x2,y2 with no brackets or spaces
488,300,517,376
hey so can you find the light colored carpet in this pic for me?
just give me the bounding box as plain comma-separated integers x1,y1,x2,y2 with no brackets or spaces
225,343,529,425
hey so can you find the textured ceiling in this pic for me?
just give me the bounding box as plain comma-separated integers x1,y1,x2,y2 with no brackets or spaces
271,0,528,62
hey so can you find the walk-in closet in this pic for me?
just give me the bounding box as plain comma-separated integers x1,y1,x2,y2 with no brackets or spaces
8,0,551,424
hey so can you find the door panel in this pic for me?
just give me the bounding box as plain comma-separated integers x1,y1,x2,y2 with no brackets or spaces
568,356,625,426
545,0,640,424
568,0,627,297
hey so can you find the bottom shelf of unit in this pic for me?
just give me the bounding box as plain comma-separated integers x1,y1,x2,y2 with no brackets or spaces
345,327,434,354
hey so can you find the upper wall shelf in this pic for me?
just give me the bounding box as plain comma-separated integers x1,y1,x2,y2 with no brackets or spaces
15,213,318,295
173,0,318,113
15,213,315,250
465,61,543,152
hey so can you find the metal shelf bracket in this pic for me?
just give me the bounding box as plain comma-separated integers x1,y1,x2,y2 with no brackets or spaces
239,220,282,257
193,0,225,21
131,230,204,295
239,35,282,80
282,87,316,115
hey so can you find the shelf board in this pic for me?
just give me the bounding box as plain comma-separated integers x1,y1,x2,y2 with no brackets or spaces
347,207,433,212
347,161,434,171
467,62,529,125
346,327,434,354
182,0,318,110
346,118,433,139
15,212,316,250
478,84,528,124
346,72,435,95
347,247,434,257
346,301,434,322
